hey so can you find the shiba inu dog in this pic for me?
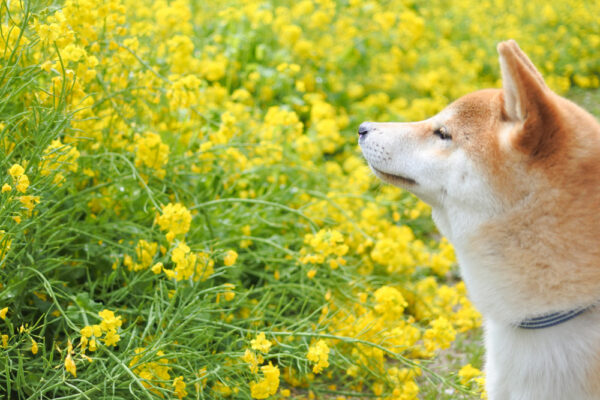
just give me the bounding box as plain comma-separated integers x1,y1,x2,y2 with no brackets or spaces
359,40,600,399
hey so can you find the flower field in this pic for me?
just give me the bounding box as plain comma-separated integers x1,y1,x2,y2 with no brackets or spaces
1,0,599,398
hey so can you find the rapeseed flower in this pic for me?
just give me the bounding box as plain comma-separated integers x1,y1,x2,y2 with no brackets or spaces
157,203,192,240
307,340,330,374
173,376,187,399
223,250,238,266
65,340,76,377
423,317,456,355
103,330,120,346
65,354,77,377
250,363,280,399
134,132,169,179
251,332,271,354
242,349,263,373
374,286,408,319
19,195,40,216
300,229,348,268
458,363,483,386
9,164,29,193
130,348,173,393
125,240,158,272
99,309,123,332
40,139,80,186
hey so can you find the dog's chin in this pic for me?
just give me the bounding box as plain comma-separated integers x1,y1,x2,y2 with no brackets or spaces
371,167,417,187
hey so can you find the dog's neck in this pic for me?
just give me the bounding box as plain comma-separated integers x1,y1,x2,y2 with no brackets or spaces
436,195,600,325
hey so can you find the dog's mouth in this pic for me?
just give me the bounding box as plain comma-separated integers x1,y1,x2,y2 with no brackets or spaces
372,167,417,186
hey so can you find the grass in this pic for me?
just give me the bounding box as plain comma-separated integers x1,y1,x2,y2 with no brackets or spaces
568,88,600,118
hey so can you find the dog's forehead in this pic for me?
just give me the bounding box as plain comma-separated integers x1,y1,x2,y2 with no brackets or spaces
433,107,456,124
451,89,501,117
439,89,503,133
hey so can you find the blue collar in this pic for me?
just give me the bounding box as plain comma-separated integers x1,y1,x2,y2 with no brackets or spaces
517,305,594,329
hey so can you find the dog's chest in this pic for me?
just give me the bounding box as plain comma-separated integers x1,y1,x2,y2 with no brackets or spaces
484,316,600,400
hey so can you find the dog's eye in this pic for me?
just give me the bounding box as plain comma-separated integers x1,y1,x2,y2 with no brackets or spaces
433,126,452,140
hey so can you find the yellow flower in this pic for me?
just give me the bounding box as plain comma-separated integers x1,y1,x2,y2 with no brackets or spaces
250,363,280,399
221,283,235,301
157,203,192,237
242,225,251,236
300,229,348,268
166,231,176,242
103,330,120,347
251,332,271,354
307,269,316,279
31,338,38,355
127,240,158,272
39,139,79,185
8,164,24,178
373,286,408,319
0,307,7,320
163,268,176,279
91,325,102,337
1,184,11,193
134,132,169,178
99,309,123,332
151,262,163,274
65,353,77,377
19,195,40,216
223,250,238,266
423,316,456,354
8,164,29,193
307,340,329,374
15,174,29,193
213,381,233,397
458,363,483,385
40,60,53,72
80,335,88,351
173,376,187,399
242,349,264,373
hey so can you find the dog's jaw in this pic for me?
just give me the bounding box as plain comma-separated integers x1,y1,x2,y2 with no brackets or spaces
370,166,418,187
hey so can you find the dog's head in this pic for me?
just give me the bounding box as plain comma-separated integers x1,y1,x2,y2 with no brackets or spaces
359,40,600,236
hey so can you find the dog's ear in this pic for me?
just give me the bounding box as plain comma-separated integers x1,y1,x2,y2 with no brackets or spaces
498,40,559,158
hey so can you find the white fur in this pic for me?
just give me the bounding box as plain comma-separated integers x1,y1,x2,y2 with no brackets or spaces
485,311,600,400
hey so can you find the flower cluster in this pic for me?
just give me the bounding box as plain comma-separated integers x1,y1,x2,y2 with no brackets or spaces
159,242,213,282
134,132,170,179
124,240,158,272
300,229,348,269
306,340,330,374
250,363,280,399
79,309,123,352
5,163,40,222
242,333,282,398
8,164,29,193
156,203,192,241
129,348,176,395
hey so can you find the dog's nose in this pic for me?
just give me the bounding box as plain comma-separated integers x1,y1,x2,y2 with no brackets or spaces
358,122,372,139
